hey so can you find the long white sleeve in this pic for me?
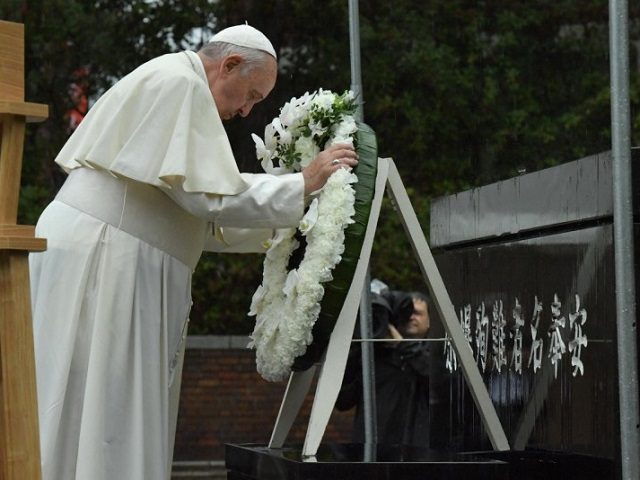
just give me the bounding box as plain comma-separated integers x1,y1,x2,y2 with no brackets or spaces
204,227,273,253
160,172,305,228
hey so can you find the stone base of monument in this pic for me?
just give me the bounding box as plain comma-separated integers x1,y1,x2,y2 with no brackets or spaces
466,449,614,480
225,444,614,480
224,443,508,480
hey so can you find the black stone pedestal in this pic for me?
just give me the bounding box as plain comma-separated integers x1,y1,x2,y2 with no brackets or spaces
467,449,615,480
224,443,508,480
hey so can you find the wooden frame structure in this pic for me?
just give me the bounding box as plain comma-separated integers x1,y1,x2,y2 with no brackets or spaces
0,20,48,480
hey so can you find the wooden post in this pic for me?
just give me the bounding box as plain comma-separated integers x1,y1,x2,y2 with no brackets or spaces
0,20,48,480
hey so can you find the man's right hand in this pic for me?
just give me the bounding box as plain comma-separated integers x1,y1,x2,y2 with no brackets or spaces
302,143,358,195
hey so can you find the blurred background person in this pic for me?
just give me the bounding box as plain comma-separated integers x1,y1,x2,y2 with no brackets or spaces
336,285,432,447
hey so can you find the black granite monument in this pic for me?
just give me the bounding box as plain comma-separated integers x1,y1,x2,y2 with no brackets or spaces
226,149,626,479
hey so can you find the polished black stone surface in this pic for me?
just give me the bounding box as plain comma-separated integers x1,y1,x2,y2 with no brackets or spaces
466,449,614,480
225,443,508,480
426,149,629,460
226,444,615,480
429,148,640,248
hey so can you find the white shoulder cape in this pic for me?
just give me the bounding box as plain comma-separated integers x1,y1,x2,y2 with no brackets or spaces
55,51,249,195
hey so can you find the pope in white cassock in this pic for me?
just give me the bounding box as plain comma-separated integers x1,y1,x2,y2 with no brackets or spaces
29,24,358,480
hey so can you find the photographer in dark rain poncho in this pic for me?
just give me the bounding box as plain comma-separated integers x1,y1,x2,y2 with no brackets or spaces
336,288,432,446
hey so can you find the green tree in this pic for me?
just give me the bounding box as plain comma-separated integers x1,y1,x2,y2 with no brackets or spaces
2,0,219,223
3,0,638,333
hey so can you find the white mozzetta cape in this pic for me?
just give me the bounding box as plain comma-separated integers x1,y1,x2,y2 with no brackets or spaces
55,51,250,195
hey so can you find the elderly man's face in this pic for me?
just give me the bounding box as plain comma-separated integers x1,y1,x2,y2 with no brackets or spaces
400,299,430,339
211,55,277,120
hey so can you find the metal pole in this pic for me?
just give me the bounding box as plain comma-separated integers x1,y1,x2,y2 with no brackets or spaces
609,1,640,478
349,0,376,456
349,0,364,121
358,270,377,459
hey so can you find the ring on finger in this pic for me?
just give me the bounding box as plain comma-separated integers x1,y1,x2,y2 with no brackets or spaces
331,159,341,165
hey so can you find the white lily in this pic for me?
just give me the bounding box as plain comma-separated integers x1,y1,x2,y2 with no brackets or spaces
252,133,272,162
271,118,292,145
299,198,319,235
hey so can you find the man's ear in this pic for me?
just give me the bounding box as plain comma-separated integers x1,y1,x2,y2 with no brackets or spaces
221,55,243,74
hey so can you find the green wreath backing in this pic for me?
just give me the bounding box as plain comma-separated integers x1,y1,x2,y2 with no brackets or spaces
292,122,378,370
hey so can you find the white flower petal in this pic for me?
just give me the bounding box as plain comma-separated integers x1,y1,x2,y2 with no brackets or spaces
252,133,271,162
299,198,319,235
283,270,299,297
264,124,278,150
248,285,266,316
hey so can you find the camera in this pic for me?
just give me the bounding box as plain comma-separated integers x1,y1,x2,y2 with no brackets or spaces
370,290,414,339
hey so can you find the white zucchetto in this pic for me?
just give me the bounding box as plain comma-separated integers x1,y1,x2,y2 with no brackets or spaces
209,24,277,59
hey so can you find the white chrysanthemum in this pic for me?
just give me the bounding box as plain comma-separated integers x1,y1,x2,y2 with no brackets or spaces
295,135,320,168
312,89,336,110
250,169,357,381
333,116,358,138
326,136,354,149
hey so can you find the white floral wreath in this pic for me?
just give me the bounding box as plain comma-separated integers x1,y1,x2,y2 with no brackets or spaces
248,89,359,381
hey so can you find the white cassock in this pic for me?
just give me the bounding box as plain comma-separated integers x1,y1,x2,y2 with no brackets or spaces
29,51,303,480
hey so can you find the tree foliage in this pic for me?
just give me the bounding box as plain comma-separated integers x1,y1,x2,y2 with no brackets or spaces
2,0,638,333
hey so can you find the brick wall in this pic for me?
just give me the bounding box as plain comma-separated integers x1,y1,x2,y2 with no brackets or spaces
173,336,355,461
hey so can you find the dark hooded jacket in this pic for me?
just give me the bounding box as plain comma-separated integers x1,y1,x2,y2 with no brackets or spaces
336,291,431,446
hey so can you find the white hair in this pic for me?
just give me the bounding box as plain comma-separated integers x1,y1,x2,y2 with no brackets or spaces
198,41,272,75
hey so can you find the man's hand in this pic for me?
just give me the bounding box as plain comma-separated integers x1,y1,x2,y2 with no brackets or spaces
387,323,403,346
302,143,359,195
